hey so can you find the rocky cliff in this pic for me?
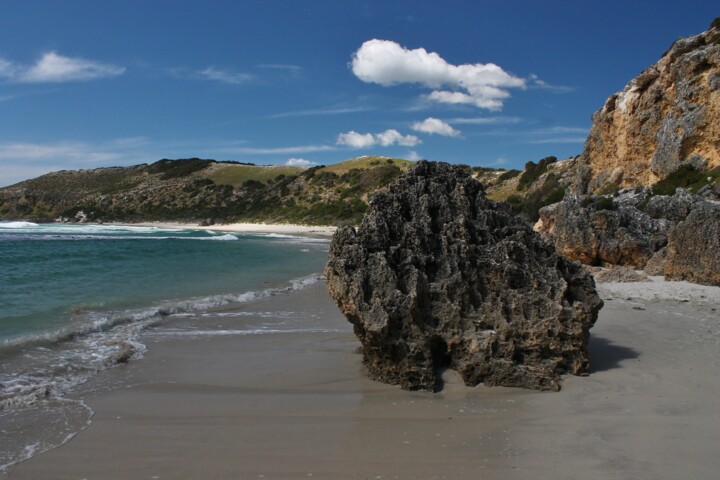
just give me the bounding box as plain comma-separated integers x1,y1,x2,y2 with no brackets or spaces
577,22,720,194
326,161,603,392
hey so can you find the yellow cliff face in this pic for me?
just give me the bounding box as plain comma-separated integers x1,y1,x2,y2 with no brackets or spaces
579,25,720,193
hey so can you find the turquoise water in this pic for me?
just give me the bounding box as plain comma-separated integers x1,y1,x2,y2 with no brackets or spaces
0,222,329,408
0,222,328,347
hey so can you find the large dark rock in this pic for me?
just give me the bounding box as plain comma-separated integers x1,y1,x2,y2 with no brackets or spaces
325,162,603,392
535,195,672,268
664,201,720,286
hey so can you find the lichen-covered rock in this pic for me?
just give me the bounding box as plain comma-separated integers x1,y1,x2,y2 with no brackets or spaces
664,202,720,286
576,24,720,194
535,196,672,268
325,161,603,392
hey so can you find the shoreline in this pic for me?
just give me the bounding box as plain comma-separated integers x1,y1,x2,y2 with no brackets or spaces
113,221,338,237
5,277,720,479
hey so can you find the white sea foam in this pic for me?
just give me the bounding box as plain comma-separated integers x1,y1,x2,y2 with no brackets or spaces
0,221,39,228
152,327,342,337
209,233,238,241
0,273,324,411
247,232,330,244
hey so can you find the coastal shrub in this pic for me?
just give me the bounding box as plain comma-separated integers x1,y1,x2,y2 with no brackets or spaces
711,17,720,29
517,156,557,190
310,171,338,187
542,187,566,206
651,164,720,195
580,196,594,208
358,165,402,189
503,175,564,222
595,182,620,196
300,165,323,179
498,169,522,182
472,166,495,173
148,158,215,180
242,179,265,191
593,196,615,211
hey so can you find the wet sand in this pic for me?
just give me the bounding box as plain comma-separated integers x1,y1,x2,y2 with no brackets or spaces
6,279,720,479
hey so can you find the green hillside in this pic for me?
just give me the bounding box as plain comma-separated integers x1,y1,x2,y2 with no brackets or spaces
0,157,414,226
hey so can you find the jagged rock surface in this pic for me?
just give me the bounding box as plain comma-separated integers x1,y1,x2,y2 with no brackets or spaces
535,195,672,268
537,187,720,286
644,188,704,222
325,161,603,392
664,201,720,286
576,24,720,194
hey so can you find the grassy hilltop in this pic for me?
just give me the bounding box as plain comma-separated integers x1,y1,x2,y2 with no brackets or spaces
0,156,414,226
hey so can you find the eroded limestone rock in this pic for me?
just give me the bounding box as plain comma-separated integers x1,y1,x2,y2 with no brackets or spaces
535,196,671,268
325,162,603,392
664,201,720,286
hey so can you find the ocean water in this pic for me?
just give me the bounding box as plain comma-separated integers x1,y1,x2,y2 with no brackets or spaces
0,221,331,470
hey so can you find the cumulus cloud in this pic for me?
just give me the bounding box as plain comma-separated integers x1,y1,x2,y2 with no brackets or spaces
337,129,421,148
284,158,318,167
350,39,525,110
0,52,125,83
197,67,253,84
410,117,460,137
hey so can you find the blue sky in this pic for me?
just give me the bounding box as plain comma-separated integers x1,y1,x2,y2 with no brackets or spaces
0,0,717,186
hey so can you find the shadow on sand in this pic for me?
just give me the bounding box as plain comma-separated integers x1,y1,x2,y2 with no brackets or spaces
588,335,639,373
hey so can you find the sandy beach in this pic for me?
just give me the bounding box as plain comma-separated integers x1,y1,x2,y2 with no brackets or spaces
4,277,720,479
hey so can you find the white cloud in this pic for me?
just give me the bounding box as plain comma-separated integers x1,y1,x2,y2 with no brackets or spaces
197,67,253,84
406,150,422,161
267,105,371,119
0,52,125,83
284,158,318,167
450,116,523,125
376,129,420,147
410,117,460,137
257,64,302,72
218,145,335,155
337,129,421,148
350,39,525,110
0,58,16,78
528,73,574,93
336,131,376,148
